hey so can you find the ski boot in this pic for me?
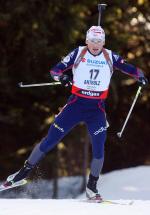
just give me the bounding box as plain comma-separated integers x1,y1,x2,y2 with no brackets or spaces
11,160,34,182
0,160,34,191
86,174,102,202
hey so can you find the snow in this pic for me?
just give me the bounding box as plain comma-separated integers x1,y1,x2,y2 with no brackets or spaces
0,166,150,215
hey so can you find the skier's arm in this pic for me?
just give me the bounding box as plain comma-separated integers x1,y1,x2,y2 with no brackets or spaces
112,52,148,85
50,48,79,81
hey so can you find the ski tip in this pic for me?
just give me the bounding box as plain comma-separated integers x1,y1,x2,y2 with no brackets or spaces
0,179,28,192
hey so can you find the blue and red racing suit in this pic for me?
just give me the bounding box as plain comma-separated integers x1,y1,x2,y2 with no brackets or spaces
34,46,145,176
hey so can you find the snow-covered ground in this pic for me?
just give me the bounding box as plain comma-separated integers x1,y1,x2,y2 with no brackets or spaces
0,166,150,215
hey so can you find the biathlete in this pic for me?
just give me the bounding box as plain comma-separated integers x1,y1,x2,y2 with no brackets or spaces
1,26,148,200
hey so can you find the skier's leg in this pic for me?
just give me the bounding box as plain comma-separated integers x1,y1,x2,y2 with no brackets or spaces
28,96,80,164
12,96,81,183
85,103,107,199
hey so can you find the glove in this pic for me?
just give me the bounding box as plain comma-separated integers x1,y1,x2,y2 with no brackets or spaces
59,74,72,87
138,77,148,86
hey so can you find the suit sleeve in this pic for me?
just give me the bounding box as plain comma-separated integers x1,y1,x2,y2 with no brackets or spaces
112,52,145,81
50,48,79,81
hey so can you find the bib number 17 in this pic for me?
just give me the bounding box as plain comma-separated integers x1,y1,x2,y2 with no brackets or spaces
89,69,99,80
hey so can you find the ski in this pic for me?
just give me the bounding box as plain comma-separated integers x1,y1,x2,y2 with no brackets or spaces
0,172,28,192
100,199,134,205
81,199,134,205
0,179,27,192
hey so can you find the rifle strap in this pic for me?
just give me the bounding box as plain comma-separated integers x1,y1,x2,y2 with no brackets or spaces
102,48,113,75
74,46,87,69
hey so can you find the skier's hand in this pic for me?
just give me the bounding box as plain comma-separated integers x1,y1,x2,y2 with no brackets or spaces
59,74,72,87
138,76,148,86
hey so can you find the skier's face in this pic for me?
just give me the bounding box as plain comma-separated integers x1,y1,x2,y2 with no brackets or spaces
86,39,104,55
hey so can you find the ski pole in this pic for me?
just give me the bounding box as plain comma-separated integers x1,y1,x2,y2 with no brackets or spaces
117,86,142,138
98,3,107,26
18,82,61,88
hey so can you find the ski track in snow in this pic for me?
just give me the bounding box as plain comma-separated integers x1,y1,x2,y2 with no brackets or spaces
0,166,150,215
